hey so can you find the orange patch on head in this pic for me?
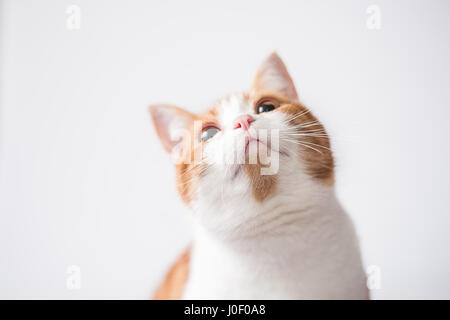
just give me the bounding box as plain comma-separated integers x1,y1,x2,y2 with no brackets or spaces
278,102,334,184
174,104,221,204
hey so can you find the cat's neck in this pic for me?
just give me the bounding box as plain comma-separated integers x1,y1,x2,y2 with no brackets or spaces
193,182,338,239
193,187,342,251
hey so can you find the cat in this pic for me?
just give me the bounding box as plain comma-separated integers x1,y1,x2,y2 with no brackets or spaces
149,52,368,299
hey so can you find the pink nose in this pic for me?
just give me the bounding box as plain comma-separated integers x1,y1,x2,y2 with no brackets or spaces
233,114,255,131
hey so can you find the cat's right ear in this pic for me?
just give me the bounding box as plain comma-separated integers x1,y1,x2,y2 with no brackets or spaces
149,104,194,154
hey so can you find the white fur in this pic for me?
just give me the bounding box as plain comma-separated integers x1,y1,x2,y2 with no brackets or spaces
182,94,367,299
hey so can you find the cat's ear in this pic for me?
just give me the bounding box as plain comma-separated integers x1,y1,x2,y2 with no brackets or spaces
149,104,194,154
251,52,298,101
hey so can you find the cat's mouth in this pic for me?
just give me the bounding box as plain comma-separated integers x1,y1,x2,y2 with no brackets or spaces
230,136,285,180
245,136,262,153
244,136,286,156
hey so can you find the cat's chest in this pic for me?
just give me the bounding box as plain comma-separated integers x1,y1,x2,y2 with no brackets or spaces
183,262,313,299
182,219,367,299
183,244,305,299
183,236,333,299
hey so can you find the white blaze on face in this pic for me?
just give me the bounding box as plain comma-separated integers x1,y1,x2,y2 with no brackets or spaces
218,93,254,131
203,93,252,166
202,92,293,170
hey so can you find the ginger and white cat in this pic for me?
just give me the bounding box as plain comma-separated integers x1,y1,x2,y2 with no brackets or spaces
149,53,368,299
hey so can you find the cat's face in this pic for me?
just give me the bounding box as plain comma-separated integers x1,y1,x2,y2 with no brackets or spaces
150,53,334,235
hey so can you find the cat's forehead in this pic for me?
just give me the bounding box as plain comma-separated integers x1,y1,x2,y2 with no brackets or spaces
204,92,254,129
217,92,251,112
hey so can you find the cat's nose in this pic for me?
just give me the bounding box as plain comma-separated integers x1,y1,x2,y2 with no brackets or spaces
233,114,255,131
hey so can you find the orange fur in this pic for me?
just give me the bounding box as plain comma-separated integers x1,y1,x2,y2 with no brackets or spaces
175,105,221,203
243,164,278,202
153,247,191,300
279,102,334,184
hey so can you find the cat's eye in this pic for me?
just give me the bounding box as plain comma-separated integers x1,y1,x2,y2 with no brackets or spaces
256,99,279,114
258,103,276,113
201,126,220,141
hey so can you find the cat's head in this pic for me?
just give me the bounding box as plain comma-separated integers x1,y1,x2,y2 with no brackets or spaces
150,53,334,236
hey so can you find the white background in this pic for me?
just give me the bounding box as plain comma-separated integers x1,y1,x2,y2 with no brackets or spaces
1,0,450,299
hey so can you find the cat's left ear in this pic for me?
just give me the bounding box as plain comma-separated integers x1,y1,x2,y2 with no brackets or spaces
149,104,195,154
251,52,299,101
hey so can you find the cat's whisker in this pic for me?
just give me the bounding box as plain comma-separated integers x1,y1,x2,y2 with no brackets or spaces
283,138,323,154
298,120,320,127
177,165,210,187
285,129,363,142
284,109,311,122
285,120,320,129
296,140,332,151
285,129,327,134
282,124,325,131
300,123,321,129
281,128,326,135
178,166,198,178
178,161,209,178
285,133,330,138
